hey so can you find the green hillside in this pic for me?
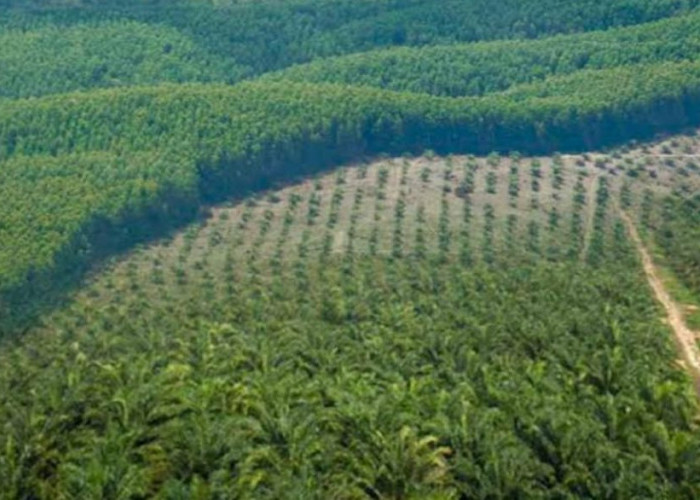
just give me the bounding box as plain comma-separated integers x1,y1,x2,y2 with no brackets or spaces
0,0,698,96
2,150,700,497
0,21,244,98
1,1,700,496
4,55,700,326
265,11,700,97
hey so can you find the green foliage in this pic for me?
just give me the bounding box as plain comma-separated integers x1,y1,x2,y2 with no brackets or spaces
0,151,198,326
1,4,700,494
0,21,244,98
266,10,700,97
2,254,699,497
2,0,695,93
1,56,700,319
656,194,700,294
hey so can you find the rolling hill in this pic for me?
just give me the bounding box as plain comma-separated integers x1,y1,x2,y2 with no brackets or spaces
1,0,700,497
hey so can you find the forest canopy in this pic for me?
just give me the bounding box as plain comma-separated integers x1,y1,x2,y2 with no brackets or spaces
1,0,700,325
2,1,700,496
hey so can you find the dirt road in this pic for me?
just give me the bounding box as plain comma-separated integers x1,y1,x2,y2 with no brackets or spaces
620,211,700,395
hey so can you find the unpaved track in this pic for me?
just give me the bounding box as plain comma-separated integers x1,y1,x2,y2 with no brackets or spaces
620,211,700,395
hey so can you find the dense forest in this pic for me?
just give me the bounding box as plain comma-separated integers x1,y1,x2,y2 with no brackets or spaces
3,60,700,324
0,0,699,97
1,0,700,496
0,21,245,98
3,258,700,497
265,11,700,97
2,151,699,496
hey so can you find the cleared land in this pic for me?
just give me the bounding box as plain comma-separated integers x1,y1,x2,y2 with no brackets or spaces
1,132,700,497
44,133,696,301
23,132,700,376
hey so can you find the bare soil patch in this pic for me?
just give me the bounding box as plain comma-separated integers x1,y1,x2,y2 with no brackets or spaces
621,211,700,396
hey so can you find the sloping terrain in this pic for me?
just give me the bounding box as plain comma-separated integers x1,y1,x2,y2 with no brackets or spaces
3,62,700,328
621,211,700,392
264,11,700,97
1,3,700,325
1,136,700,496
1,1,700,496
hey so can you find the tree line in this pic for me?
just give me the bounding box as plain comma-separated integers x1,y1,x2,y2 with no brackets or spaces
2,254,700,496
0,0,697,97
2,59,700,326
266,10,700,97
